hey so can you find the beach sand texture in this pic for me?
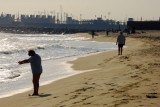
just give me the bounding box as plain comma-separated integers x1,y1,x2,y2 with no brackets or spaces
0,31,160,107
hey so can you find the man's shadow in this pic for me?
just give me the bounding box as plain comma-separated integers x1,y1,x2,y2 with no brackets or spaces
39,94,52,97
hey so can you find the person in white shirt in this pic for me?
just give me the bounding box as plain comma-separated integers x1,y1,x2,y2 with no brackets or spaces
18,50,42,96
116,32,126,55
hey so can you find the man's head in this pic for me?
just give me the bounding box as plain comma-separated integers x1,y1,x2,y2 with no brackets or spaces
28,50,36,56
120,31,123,35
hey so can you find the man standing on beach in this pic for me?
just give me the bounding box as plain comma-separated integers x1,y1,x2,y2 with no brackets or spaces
18,50,42,96
91,30,95,38
116,32,126,55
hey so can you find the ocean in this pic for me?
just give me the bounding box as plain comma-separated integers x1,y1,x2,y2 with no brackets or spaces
0,32,117,98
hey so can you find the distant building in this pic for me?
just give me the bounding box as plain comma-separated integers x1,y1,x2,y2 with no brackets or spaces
0,14,15,27
21,15,55,27
0,13,126,31
128,18,134,21
127,21,160,30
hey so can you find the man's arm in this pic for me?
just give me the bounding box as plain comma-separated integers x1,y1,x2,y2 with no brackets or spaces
116,37,118,45
18,59,29,65
116,35,119,45
124,36,126,45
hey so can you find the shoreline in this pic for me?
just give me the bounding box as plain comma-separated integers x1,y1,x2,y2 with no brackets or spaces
0,31,160,107
0,35,117,99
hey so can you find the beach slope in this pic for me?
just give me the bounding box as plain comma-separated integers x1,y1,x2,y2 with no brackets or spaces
0,31,160,107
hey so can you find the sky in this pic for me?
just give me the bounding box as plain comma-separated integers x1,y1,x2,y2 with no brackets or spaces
0,0,160,21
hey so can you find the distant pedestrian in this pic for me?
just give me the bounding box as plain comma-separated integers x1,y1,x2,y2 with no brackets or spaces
18,50,42,96
106,30,109,36
91,31,95,38
116,32,126,55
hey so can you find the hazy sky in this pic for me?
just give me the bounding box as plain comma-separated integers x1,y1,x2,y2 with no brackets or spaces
0,0,159,21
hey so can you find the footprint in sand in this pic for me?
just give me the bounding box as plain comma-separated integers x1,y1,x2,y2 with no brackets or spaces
146,93,159,98
99,92,109,96
53,96,59,98
75,87,94,92
70,95,78,99
130,75,139,78
73,96,94,104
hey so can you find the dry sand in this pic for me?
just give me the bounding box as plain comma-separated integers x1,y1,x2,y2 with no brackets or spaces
0,31,160,107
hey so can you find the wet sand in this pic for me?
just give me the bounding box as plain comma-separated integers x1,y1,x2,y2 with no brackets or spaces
0,31,160,107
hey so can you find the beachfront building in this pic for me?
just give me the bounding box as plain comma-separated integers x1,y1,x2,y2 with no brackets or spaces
127,18,160,31
0,13,15,27
63,17,123,30
21,15,56,28
66,17,79,24
0,13,126,32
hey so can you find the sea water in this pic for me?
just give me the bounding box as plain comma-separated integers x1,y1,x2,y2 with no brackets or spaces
0,32,117,98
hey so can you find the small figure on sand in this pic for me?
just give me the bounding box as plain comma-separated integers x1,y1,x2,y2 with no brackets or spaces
18,50,43,96
116,32,126,55
91,30,95,38
106,30,109,36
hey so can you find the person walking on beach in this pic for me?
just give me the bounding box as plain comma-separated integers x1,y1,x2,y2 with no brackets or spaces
116,32,126,55
106,30,109,36
18,50,42,96
91,30,95,38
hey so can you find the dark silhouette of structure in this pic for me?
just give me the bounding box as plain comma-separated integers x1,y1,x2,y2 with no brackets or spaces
0,13,126,33
127,21,160,31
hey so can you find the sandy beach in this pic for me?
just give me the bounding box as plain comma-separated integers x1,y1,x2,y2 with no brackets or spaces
0,31,160,107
